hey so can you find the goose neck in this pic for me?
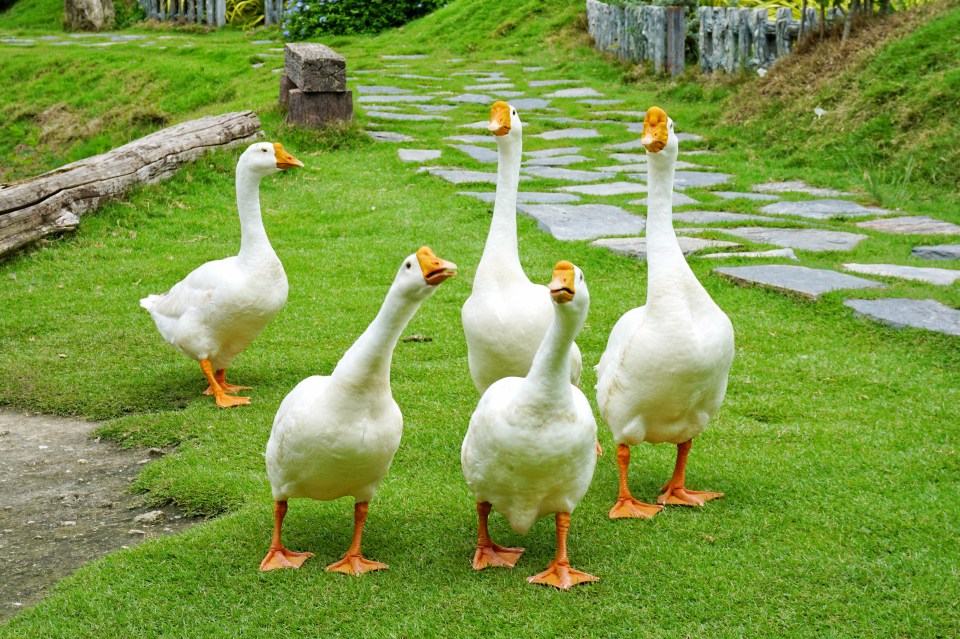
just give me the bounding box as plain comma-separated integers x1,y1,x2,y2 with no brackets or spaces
236,169,275,264
477,135,524,281
645,152,692,296
522,304,583,405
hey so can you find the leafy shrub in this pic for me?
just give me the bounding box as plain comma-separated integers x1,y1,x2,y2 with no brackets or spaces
227,0,266,29
282,0,446,39
114,0,147,28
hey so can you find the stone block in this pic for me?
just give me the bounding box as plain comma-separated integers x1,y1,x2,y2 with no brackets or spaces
284,43,346,92
286,89,353,128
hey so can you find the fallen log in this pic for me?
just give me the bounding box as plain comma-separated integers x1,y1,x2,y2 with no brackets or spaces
0,110,263,259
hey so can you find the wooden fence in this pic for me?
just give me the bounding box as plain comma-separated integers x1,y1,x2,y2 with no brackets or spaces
585,0,685,76
138,0,285,26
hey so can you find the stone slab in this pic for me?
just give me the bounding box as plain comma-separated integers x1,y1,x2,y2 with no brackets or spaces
843,263,960,285
671,211,781,225
911,244,960,260
416,104,457,112
521,166,617,182
715,227,869,252
711,191,780,202
752,180,851,197
445,134,495,144
545,87,604,98
700,248,799,260
609,153,648,164
445,93,495,104
509,98,553,110
844,298,960,337
366,111,449,121
524,155,592,166
524,147,581,158
714,265,886,300
451,144,499,163
558,181,647,196
419,167,529,185
593,236,739,259
356,85,412,94
465,83,514,91
382,54,427,60
398,149,441,162
759,199,891,220
604,139,646,151
630,192,699,207
533,128,601,140
676,132,704,143
578,99,625,105
284,43,346,92
529,79,580,87
517,204,644,241
458,191,581,204
358,95,433,103
857,216,960,235
595,164,648,173
672,170,733,190
365,131,416,143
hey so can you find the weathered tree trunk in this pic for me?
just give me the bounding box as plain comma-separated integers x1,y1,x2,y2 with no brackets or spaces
287,90,353,128
0,111,262,259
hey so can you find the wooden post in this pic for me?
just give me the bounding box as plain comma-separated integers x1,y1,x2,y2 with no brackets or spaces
278,74,295,110
665,6,685,77
287,90,353,128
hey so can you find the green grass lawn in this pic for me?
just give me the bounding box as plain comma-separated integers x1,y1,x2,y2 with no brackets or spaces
1,0,958,637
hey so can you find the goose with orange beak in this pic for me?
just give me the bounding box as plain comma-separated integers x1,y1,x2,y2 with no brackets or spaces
141,142,304,408
462,260,598,590
462,101,583,399
261,247,456,573
596,106,734,517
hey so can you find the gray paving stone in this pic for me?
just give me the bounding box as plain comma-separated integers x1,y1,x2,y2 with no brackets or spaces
759,199,892,220
529,79,581,87
593,236,739,259
419,168,503,184
842,263,960,285
672,170,733,190
524,154,592,166
672,211,781,225
445,134,495,144
524,147,581,158
451,144,499,164
494,59,521,64
717,227,869,252
604,139,647,151
558,181,648,196
545,87,604,98
524,66,546,72
389,73,442,80
714,265,886,300
358,95,433,103
356,85,412,94
711,191,780,202
382,54,428,59
700,248,799,260
844,298,960,337
578,99,625,105
465,83,514,91
595,110,647,118
398,149,441,162
630,192,699,207
495,91,525,98
594,164,647,173
460,120,495,129
509,98,553,110
752,180,851,197
458,191,581,204
445,93,495,104
857,216,960,235
911,244,960,260
609,153,648,164
517,204,644,241
533,128,601,140
682,150,717,156
521,166,617,182
415,104,457,112
365,131,416,143
366,111,449,121
676,132,704,143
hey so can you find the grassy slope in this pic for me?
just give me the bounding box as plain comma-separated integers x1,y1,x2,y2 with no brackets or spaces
1,0,958,637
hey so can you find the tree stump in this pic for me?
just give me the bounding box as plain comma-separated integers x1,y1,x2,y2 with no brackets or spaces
282,43,353,127
287,90,353,128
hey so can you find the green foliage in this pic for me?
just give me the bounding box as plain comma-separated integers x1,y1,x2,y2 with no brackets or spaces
114,0,147,28
282,0,447,39
226,0,266,28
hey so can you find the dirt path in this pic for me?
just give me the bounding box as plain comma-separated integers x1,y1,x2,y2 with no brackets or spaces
0,409,197,621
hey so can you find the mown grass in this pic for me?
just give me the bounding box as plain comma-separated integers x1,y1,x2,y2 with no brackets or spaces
1,0,958,637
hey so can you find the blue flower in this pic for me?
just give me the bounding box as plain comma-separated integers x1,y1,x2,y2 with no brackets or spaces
283,29,290,37
319,15,326,22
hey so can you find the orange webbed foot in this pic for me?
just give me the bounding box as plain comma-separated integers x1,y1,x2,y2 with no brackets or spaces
608,497,663,519
204,383,252,396
325,553,388,576
658,487,724,507
527,561,599,590
213,393,251,408
259,548,314,571
472,542,525,570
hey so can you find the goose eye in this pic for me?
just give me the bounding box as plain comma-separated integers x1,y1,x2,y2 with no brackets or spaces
512,109,516,116
405,262,412,269
261,147,268,152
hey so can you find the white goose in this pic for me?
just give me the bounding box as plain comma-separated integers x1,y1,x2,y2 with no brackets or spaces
461,101,581,396
596,106,734,518
462,260,598,590
140,141,304,408
260,247,456,574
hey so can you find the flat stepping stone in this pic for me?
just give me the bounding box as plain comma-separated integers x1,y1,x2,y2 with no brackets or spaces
524,146,581,158
594,163,647,173
545,87,604,98
358,95,433,103
356,85,412,94
845,298,960,337
857,216,960,235
506,98,553,110
752,180,851,197
365,131,416,143
717,227,869,252
465,83,514,90
495,91,525,98
578,99,625,105
529,79,581,87
759,199,891,220
676,132,704,143
558,181,647,196
419,167,528,185
524,66,546,72
714,265,886,300
912,244,960,260
609,153,648,164
711,191,780,202
517,204,644,241
445,93,495,104
524,155,592,167
389,73,442,80
366,111,449,121
451,144,498,163
459,191,581,204
594,236,739,259
382,54,428,60
630,192,699,207
533,128,601,140
521,166,617,182
673,170,733,190
672,211,781,225
842,263,960,285
701,248,799,260
604,139,646,151
445,134,495,144
398,149,441,162
416,104,457,112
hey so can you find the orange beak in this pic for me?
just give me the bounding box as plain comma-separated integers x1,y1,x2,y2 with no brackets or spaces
487,101,512,136
548,260,576,304
640,106,669,154
273,142,305,169
416,246,457,286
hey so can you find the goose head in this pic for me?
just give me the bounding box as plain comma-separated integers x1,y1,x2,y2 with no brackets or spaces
395,246,458,300
238,141,305,178
548,260,589,314
640,106,678,161
487,101,522,144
